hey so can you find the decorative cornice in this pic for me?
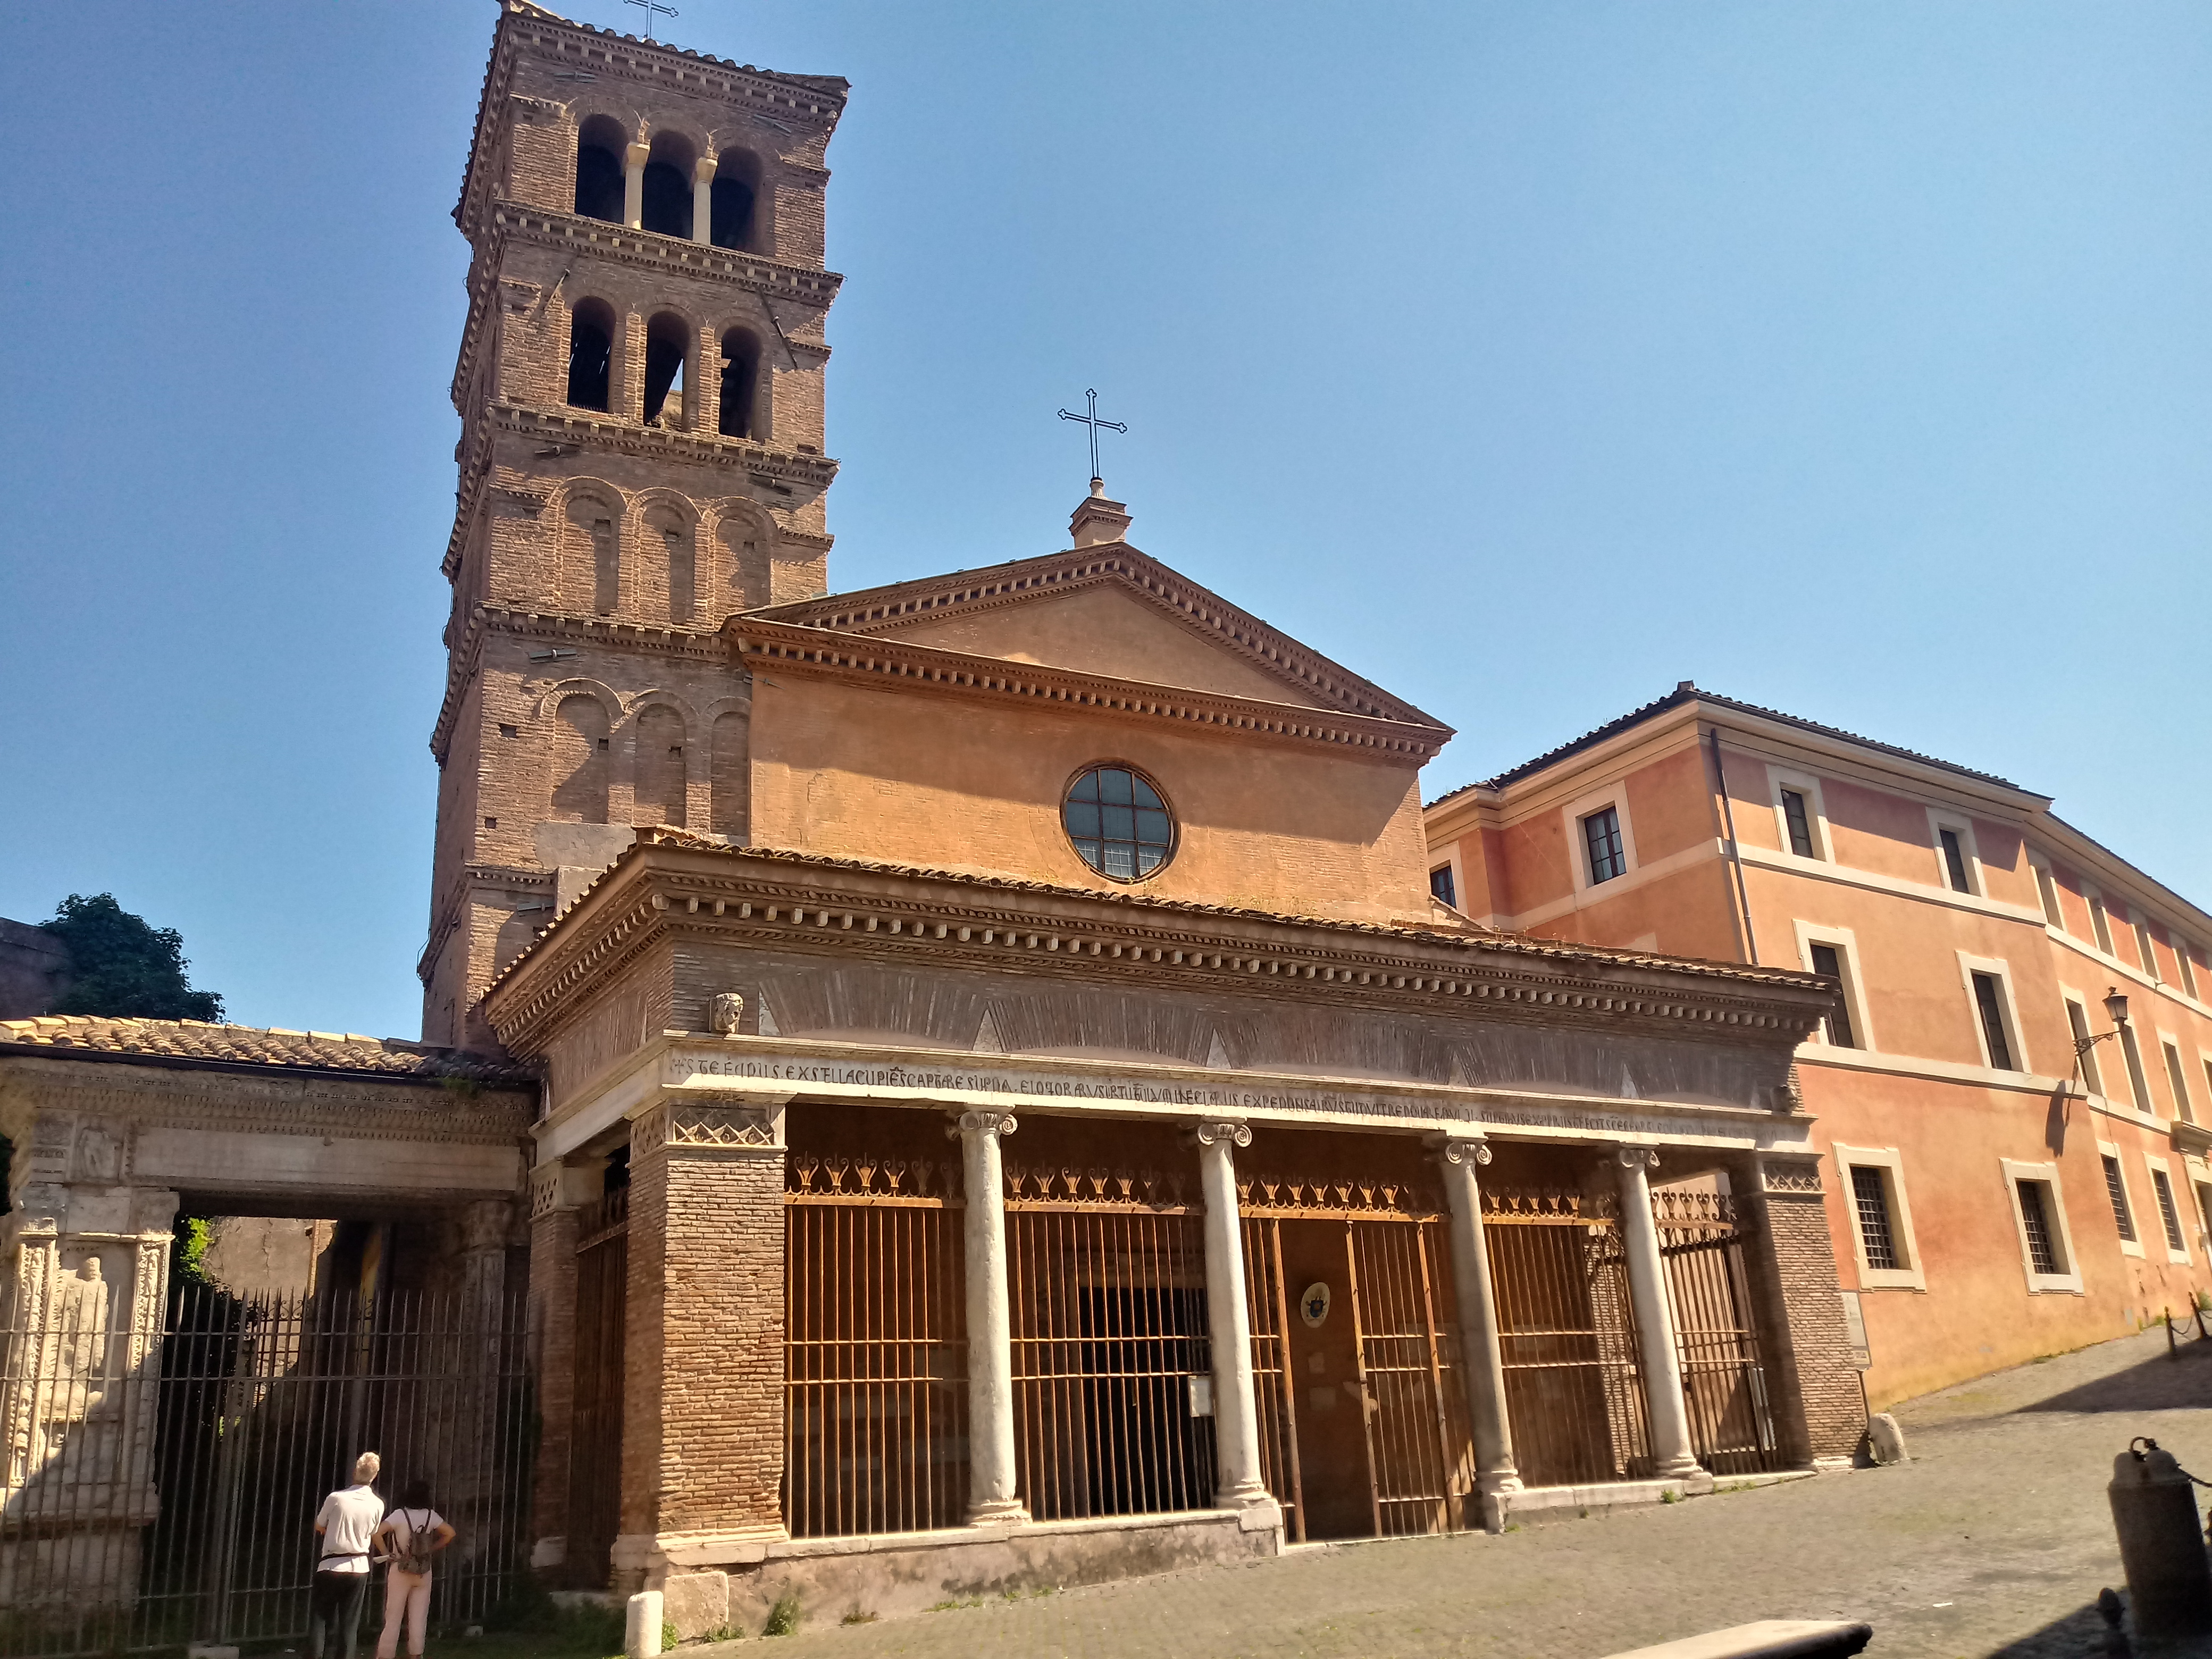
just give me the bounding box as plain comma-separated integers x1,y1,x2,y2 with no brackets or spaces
488,405,837,488
757,548,1438,730
458,10,845,239
482,835,1833,1057
632,1095,782,1157
723,619,1450,760
430,605,728,763
1759,1156,1824,1194
493,206,843,309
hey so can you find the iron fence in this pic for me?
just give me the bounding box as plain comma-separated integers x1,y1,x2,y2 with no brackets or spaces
0,1277,532,1658
1655,1191,1781,1476
783,1155,968,1538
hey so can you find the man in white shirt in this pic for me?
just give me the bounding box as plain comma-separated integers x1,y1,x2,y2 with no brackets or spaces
309,1452,386,1659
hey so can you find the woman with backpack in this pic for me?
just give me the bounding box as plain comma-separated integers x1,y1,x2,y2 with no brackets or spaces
372,1480,456,1659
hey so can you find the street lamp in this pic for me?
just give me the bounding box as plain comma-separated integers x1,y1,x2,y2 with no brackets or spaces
2072,986,2131,1092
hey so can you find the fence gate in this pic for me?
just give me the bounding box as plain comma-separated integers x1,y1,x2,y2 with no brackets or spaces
0,1277,533,1659
1655,1192,1781,1476
1239,1176,1476,1539
783,1153,968,1538
1003,1163,1216,1522
567,1188,627,1588
1482,1189,1653,1487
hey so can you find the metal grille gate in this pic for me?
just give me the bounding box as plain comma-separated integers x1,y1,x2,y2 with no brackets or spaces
783,1154,968,1537
1004,1164,1216,1522
0,1278,532,1658
567,1187,627,1587
1655,1192,1781,1476
1482,1189,1653,1487
1239,1176,1477,1538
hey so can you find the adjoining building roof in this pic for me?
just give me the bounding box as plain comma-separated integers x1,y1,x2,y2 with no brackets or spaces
0,1018,534,1087
1427,681,2029,809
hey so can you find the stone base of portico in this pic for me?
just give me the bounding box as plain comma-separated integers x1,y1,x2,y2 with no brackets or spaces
1493,1469,1807,1530
646,1506,1285,1640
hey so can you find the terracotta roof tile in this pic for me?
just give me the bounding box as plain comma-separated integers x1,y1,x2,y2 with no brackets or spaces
0,1018,534,1086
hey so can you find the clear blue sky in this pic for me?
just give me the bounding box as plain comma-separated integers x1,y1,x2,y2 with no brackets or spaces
3,2,2206,1040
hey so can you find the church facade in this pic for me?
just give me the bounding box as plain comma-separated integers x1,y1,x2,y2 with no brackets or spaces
443,1,1866,1635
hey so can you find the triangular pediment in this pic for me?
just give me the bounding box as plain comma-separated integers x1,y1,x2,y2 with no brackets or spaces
749,544,1441,726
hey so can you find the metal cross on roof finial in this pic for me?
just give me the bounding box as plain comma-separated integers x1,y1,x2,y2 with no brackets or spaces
623,0,678,40
1057,389,1127,488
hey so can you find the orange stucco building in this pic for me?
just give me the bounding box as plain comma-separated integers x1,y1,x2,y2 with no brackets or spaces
1426,683,2212,1406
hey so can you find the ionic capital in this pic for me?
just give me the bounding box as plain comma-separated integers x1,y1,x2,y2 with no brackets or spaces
1193,1121,1251,1149
1440,1135,1492,1168
1614,1145,1661,1172
948,1110,1018,1141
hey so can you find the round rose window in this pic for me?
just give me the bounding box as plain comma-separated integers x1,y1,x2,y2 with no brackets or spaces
1062,765,1175,882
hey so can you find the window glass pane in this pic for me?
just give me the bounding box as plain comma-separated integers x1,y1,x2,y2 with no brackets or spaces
1809,944,1855,1048
2103,1156,2135,1241
1429,866,1457,908
1063,765,1174,883
1850,1166,1898,1270
1584,806,1624,884
2153,1170,2186,1252
1973,973,2015,1072
1940,829,1971,893
2017,1180,2060,1275
1782,790,1815,859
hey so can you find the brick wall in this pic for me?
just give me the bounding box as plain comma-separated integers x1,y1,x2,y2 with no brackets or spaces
1736,1155,1865,1464
621,1101,784,1572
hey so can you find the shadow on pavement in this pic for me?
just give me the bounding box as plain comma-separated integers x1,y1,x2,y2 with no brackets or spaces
2021,1342,2212,1416
1982,1599,2112,1658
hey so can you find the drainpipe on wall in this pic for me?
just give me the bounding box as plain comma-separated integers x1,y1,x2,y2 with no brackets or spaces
1705,724,1760,966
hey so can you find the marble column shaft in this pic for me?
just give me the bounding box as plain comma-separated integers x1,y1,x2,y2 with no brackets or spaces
954,1111,1026,1523
1194,1122,1267,1508
1614,1147,1702,1480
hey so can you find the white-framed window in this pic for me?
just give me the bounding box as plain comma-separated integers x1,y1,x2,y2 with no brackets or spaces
2001,1159,2083,1294
2086,887,2117,956
2163,1037,2197,1126
2135,918,2164,985
2098,1140,2143,1258
2119,1021,2156,1116
1834,1145,1924,1290
2031,857,2064,928
2178,940,2201,1002
1766,767,1832,862
2146,1155,2192,1263
1926,809,1982,897
1957,953,2029,1075
1793,921,1874,1051
2064,992,2106,1098
2194,1179,2212,1253
1563,785,1638,894
1428,861,1458,910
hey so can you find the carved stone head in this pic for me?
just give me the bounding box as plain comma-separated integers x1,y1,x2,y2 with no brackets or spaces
707,991,746,1036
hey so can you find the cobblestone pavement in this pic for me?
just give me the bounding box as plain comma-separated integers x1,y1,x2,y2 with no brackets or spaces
703,1325,2212,1658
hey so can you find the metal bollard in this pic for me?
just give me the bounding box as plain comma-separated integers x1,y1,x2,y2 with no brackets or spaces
2109,1438,2212,1638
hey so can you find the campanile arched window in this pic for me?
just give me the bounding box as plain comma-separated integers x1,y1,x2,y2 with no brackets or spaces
719,329,759,438
567,298,615,412
574,115,627,223
1063,765,1175,882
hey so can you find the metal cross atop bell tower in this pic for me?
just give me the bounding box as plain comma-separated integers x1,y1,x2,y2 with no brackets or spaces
1058,389,1127,489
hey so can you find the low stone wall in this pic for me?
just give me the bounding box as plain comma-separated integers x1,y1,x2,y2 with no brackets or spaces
659,1507,1284,1639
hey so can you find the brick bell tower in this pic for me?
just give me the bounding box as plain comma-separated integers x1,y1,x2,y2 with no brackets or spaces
424,1,846,1048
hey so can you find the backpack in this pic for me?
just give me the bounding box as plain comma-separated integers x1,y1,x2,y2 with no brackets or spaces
391,1510,438,1575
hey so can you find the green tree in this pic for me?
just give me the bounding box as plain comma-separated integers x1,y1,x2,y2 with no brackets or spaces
41,893,225,1021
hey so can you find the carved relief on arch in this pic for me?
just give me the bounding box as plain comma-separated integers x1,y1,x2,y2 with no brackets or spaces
634,490,700,625
712,500,777,613
555,480,626,616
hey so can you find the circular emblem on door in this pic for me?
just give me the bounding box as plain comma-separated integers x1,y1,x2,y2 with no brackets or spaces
1299,1281,1331,1328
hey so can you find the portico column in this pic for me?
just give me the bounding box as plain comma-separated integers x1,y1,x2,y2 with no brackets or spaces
525,1161,594,1575
691,155,716,244
1438,1136,1521,1528
953,1111,1026,1523
1614,1146,1703,1481
1194,1122,1268,1510
623,141,649,229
